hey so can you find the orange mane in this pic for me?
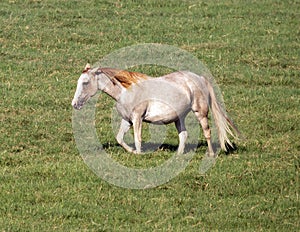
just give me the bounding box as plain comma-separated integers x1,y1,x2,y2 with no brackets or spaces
99,68,148,88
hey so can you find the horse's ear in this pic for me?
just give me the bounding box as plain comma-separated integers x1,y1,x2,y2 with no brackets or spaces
82,63,91,73
85,63,91,70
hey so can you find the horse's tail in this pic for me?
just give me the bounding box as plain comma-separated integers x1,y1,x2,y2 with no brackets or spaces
206,79,240,151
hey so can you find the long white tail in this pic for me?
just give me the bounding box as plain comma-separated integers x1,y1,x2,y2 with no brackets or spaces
206,80,240,151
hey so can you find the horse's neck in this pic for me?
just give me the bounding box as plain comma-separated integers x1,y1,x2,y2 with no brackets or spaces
102,82,122,101
100,76,152,101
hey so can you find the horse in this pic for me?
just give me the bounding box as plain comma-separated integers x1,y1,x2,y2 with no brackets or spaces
72,63,239,157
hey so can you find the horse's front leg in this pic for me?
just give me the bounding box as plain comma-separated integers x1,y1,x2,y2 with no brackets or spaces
132,115,143,154
175,118,188,155
116,119,135,153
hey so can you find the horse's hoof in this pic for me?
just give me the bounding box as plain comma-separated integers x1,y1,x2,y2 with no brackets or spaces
206,151,216,158
133,150,142,155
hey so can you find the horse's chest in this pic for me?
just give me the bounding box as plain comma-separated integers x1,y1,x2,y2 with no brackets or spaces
115,102,132,121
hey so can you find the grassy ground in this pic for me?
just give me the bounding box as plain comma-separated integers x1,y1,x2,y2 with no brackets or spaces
1,0,299,231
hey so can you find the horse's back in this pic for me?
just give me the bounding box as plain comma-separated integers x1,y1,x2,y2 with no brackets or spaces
159,71,209,97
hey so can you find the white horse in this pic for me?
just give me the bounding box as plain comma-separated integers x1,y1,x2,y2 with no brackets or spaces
72,64,239,157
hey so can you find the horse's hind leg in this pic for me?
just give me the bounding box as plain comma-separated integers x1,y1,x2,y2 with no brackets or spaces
116,119,135,153
193,105,215,157
175,118,188,155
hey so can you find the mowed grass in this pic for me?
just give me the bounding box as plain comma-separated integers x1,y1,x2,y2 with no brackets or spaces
0,0,299,231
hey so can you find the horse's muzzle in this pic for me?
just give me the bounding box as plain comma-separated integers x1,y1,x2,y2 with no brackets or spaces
73,104,82,110
72,100,83,110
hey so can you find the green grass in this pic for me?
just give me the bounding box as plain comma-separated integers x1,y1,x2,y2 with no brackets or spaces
1,0,299,231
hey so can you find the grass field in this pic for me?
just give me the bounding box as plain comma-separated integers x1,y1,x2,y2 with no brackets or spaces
1,0,299,231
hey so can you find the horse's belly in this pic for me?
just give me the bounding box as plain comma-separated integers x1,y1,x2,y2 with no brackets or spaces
143,101,189,124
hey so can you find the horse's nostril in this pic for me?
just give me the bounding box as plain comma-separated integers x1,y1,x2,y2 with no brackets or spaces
72,101,79,109
72,102,83,110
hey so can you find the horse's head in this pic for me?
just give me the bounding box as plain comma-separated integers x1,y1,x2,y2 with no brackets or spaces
72,63,98,110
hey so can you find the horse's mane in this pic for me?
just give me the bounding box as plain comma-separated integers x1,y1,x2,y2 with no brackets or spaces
98,68,148,88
